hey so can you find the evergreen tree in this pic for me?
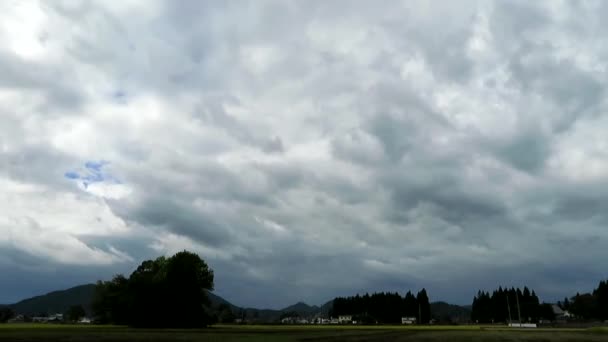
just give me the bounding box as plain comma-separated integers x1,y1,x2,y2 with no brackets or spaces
331,289,433,324
416,289,431,324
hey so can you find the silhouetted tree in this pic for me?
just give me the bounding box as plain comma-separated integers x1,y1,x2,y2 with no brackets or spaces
416,289,431,324
331,290,432,324
0,307,14,323
92,251,214,328
570,292,597,320
216,304,236,323
539,303,556,322
65,305,86,322
92,274,129,324
471,287,543,323
593,280,608,320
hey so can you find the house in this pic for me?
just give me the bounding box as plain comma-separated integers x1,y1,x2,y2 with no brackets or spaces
48,314,64,322
281,317,296,324
311,316,332,325
8,315,25,323
402,317,417,325
78,317,92,324
338,315,353,324
311,317,327,324
552,304,573,321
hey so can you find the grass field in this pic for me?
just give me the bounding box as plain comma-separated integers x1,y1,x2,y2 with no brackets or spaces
1,324,607,341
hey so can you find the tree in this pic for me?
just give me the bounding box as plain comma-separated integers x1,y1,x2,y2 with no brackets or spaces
331,289,432,324
539,303,556,322
471,287,544,323
164,251,214,328
216,304,236,323
570,293,597,320
65,305,86,322
92,251,215,328
416,289,431,324
92,274,129,324
0,307,14,323
593,280,608,320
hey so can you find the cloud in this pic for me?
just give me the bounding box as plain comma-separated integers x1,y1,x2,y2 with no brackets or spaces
2,0,608,307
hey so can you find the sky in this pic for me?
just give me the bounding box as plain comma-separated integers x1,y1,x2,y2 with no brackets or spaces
1,0,608,309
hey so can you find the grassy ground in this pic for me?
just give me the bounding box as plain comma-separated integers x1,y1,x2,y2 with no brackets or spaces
0,324,607,341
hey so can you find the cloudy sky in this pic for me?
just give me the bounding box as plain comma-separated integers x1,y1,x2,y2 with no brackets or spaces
2,0,608,308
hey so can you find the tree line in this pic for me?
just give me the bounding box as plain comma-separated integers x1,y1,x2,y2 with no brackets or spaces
559,280,608,321
330,290,431,324
92,251,215,328
470,287,555,323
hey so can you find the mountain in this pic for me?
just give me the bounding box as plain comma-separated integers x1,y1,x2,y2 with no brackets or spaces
207,292,240,311
317,300,334,315
8,284,470,323
10,284,96,316
7,284,332,322
430,301,471,323
280,302,319,315
9,285,251,318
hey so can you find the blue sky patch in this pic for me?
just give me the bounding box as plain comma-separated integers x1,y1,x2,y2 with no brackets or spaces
65,161,120,188
64,171,80,179
85,160,108,172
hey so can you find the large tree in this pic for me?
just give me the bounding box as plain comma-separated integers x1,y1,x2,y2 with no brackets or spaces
92,251,214,328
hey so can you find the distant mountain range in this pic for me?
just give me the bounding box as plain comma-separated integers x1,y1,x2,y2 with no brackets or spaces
2,285,470,322
7,284,97,316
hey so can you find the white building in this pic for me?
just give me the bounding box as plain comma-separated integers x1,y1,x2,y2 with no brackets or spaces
338,315,353,324
552,304,573,321
402,317,416,325
78,317,92,324
508,323,537,328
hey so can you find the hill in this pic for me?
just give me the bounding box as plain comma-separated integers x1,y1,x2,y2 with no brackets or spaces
7,284,333,322
430,301,471,323
280,302,319,315
10,284,96,315
9,285,247,317
8,285,470,323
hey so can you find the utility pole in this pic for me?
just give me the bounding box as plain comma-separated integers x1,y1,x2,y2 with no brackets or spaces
516,291,522,323
506,294,512,325
418,303,422,325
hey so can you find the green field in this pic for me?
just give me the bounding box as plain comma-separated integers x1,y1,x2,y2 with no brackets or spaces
1,324,607,341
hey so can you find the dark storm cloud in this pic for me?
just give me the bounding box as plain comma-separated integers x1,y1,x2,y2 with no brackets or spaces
3,0,608,309
125,197,233,247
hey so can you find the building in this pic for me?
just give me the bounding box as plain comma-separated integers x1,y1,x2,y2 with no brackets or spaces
78,317,92,324
552,304,573,321
32,313,64,323
8,315,25,323
281,317,296,324
338,315,353,324
402,317,417,324
508,323,537,328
